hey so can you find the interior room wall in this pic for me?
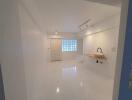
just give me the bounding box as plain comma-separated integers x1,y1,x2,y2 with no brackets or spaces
18,2,48,100
0,0,27,100
83,13,121,79
0,23,2,64
77,39,83,55
0,0,48,100
48,33,83,61
0,7,4,100
0,0,4,65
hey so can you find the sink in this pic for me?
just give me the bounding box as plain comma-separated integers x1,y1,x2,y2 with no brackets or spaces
87,53,106,60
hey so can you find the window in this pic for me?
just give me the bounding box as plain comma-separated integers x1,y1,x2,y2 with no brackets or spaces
62,40,77,52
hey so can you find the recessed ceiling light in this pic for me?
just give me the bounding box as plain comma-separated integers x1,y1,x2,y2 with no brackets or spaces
86,31,92,35
56,87,60,93
55,32,59,35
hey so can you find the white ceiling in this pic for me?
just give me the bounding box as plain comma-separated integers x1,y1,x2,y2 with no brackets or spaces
20,0,121,33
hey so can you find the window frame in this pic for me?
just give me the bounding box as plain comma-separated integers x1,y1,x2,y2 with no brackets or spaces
61,39,77,52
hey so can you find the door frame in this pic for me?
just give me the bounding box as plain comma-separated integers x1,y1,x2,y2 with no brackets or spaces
0,65,5,100
50,38,62,61
113,0,129,100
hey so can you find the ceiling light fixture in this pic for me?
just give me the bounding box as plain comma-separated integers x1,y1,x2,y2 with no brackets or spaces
86,31,92,35
55,31,59,35
79,19,91,31
56,87,60,93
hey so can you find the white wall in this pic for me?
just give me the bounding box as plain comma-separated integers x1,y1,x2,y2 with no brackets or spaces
0,0,48,100
77,39,83,55
18,2,48,100
0,19,2,64
83,14,121,79
0,0,27,100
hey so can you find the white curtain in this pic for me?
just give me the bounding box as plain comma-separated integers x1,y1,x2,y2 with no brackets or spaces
50,38,62,61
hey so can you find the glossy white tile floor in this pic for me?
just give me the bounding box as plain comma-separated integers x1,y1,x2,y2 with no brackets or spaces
42,60,114,100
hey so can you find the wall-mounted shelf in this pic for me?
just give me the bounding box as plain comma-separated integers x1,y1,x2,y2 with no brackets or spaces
87,53,106,60
86,48,106,64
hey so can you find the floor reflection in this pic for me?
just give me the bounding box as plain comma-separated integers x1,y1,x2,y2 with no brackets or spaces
44,60,114,100
62,66,77,78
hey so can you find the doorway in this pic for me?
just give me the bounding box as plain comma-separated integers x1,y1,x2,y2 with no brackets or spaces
50,38,62,61
0,0,130,100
